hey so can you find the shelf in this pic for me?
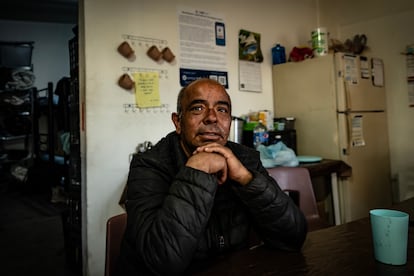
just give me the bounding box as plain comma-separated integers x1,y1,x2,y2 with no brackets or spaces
1,134,28,141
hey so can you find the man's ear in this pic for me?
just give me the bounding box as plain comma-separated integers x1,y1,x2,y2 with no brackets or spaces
171,112,181,134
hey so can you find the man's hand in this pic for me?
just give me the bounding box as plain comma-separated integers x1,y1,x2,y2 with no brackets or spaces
186,151,228,184
191,143,253,186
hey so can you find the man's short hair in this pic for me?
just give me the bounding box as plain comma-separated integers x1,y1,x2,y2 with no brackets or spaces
176,79,231,117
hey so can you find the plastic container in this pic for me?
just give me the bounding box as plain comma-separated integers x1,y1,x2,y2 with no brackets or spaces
271,44,286,65
311,27,329,57
253,120,269,149
258,110,274,131
274,117,296,130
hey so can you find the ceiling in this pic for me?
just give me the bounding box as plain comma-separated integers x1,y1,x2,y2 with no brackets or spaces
0,0,78,24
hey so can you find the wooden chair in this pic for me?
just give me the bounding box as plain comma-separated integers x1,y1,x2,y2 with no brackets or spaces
267,167,330,231
105,212,127,276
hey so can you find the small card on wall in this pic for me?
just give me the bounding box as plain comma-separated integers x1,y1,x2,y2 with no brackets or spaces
133,72,161,108
372,58,384,87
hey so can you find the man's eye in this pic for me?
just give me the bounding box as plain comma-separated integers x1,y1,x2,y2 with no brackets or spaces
190,106,204,112
217,107,229,113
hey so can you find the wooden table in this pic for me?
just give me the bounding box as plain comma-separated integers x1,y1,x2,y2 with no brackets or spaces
300,159,351,225
191,198,414,275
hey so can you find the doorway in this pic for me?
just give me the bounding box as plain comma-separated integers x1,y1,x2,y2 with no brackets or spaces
0,1,81,274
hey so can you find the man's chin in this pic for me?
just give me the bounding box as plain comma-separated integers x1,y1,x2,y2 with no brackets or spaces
197,138,226,146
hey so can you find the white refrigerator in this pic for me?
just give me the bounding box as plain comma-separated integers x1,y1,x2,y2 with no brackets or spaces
272,53,393,223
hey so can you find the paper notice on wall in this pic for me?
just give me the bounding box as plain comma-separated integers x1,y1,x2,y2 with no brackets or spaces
360,56,370,79
408,82,414,107
351,115,365,147
178,7,228,88
406,44,414,107
239,60,262,92
372,58,384,87
133,72,161,108
344,55,358,85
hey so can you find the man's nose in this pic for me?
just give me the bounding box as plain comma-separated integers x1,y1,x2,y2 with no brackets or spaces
204,107,218,123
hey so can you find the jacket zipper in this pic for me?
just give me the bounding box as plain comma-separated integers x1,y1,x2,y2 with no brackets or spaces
218,235,225,250
212,210,226,251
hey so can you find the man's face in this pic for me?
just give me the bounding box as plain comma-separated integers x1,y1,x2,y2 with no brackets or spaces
172,80,232,155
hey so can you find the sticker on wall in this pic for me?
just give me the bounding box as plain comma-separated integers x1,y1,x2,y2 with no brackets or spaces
238,29,263,63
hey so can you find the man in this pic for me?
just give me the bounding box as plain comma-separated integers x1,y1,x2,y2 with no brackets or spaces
117,79,307,275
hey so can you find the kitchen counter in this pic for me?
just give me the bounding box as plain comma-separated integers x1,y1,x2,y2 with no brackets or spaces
299,159,351,178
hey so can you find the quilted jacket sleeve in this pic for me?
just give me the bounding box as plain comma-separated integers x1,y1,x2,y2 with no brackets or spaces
232,169,308,251
125,154,218,275
230,145,307,251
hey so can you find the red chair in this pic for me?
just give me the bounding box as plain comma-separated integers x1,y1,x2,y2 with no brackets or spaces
267,167,330,231
105,213,127,276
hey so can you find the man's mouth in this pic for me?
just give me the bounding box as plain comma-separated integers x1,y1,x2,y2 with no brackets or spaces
198,132,222,139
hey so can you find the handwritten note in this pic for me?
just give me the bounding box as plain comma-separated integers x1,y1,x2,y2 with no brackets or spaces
133,72,161,108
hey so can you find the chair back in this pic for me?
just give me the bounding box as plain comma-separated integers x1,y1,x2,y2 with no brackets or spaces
105,213,127,276
267,167,329,231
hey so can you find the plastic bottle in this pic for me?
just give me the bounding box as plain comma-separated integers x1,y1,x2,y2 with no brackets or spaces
253,120,269,149
272,44,286,65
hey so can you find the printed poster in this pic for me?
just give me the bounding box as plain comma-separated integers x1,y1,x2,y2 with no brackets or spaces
178,7,228,88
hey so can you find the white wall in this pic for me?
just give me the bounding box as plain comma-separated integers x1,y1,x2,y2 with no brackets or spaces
0,20,74,89
82,0,317,275
318,0,414,202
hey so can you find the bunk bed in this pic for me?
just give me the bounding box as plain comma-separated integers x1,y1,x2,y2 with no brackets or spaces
29,79,71,196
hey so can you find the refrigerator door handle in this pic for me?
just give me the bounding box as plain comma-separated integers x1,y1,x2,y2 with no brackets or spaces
344,81,351,113
338,79,351,155
338,111,351,156
344,114,351,155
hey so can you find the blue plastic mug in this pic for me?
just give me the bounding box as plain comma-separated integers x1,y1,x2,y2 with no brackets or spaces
370,209,409,265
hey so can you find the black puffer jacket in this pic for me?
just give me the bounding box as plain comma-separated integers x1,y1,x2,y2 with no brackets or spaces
117,132,307,275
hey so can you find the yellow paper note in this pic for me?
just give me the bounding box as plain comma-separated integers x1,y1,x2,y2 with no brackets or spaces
133,72,161,108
